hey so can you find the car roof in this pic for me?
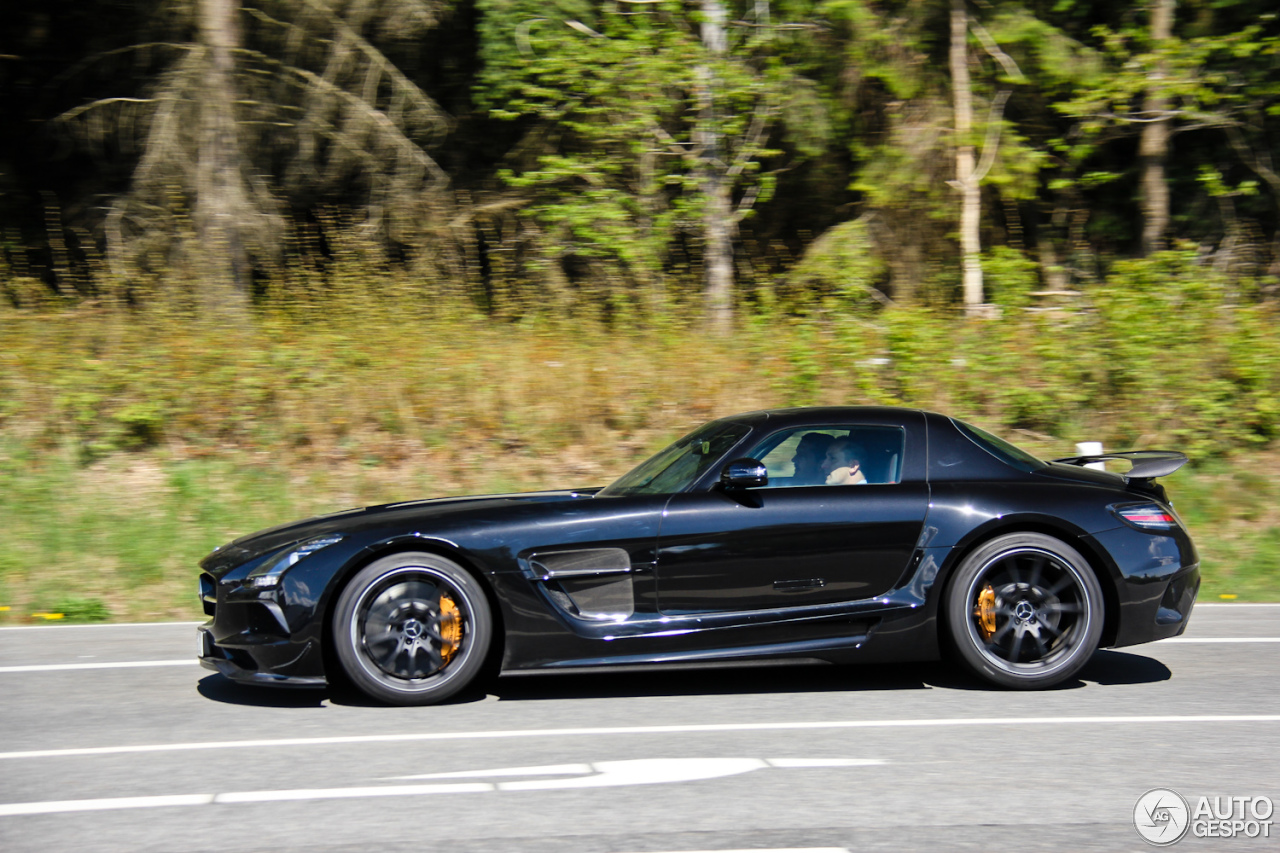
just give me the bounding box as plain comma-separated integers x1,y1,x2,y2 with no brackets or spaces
715,406,927,429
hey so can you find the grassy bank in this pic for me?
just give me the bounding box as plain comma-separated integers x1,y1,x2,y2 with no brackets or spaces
2,254,1279,621
0,445,1276,625
4,253,1280,466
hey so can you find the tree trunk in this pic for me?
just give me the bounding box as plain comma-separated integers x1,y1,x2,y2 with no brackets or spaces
950,0,983,315
195,0,251,319
1140,0,1175,256
697,0,734,334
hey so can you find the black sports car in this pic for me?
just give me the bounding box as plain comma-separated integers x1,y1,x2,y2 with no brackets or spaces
197,407,1199,705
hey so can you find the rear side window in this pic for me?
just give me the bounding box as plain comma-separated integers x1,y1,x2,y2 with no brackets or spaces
951,419,1046,473
750,426,906,487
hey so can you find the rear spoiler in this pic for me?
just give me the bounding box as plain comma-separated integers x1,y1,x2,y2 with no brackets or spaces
1052,450,1188,483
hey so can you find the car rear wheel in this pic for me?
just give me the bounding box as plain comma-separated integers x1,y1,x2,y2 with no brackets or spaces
945,533,1103,689
333,552,492,706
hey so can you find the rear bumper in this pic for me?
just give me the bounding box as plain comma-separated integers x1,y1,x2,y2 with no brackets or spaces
1109,561,1200,647
1082,524,1200,648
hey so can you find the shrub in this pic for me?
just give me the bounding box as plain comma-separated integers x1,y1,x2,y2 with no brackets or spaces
43,596,111,623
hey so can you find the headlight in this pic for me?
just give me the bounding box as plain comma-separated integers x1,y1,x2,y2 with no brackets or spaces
245,534,346,588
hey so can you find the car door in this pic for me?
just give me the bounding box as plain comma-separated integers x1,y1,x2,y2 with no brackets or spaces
653,418,929,614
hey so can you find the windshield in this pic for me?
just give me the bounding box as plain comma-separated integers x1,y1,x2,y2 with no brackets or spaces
952,418,1047,472
599,421,752,497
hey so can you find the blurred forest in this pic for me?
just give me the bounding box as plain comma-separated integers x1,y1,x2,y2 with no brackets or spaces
3,0,1280,316
3,1,1280,617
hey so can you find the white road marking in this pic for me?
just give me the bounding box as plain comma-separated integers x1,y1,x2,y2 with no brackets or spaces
767,758,879,768
0,794,215,816
392,763,595,780
214,783,492,804
616,850,850,853
389,757,884,788
0,758,881,817
3,715,1279,762
0,660,197,673
1156,637,1280,643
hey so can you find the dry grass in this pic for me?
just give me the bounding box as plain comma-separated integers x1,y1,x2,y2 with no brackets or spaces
0,441,1275,624
1,278,1278,622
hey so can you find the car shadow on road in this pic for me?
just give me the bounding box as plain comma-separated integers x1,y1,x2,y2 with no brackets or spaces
1077,648,1173,685
491,660,945,702
197,674,331,708
196,673,491,708
909,648,1173,692
197,650,1171,707
487,650,1172,701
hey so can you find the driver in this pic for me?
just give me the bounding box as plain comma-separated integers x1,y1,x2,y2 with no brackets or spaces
791,432,834,485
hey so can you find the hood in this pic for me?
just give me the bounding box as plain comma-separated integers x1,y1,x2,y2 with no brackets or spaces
201,488,598,573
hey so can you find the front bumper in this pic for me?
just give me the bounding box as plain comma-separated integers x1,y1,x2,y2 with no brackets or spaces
198,547,337,688
197,623,327,688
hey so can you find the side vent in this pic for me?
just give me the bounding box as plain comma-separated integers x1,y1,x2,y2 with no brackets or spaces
529,548,634,622
530,548,631,578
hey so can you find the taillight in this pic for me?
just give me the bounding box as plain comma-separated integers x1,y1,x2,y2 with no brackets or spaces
1112,502,1180,530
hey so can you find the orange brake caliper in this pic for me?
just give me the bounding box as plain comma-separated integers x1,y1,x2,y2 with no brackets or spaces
975,585,997,641
438,593,462,664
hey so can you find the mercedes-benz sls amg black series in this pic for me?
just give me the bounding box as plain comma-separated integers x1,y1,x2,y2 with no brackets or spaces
197,407,1199,705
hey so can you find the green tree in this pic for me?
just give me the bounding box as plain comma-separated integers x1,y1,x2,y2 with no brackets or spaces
818,0,1047,307
475,0,795,325
1054,1,1280,266
54,0,453,313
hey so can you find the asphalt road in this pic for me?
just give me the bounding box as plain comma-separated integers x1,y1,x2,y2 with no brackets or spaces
2,604,1278,853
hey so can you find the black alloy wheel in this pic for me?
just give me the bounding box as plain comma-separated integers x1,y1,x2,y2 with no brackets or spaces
333,552,492,705
945,532,1104,689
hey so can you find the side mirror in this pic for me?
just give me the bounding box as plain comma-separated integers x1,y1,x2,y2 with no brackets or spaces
720,457,768,489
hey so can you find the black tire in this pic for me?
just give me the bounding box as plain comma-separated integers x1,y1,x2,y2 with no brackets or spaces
332,551,493,706
944,533,1104,689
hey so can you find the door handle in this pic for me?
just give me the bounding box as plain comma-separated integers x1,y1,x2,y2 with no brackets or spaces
773,578,826,591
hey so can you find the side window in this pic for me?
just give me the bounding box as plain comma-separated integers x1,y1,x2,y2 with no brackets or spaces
751,426,906,488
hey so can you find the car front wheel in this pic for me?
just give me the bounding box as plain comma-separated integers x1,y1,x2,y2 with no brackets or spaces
333,552,492,705
945,533,1103,689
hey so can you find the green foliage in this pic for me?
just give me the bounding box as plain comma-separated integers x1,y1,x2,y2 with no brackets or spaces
779,323,823,405
475,0,804,298
986,8,1104,91
5,0,1279,317
5,261,1280,620
8,1,1280,617
819,0,941,101
1052,8,1280,184
479,0,690,274
785,218,884,308
42,596,111,623
1164,460,1280,601
1090,252,1237,456
981,246,1040,308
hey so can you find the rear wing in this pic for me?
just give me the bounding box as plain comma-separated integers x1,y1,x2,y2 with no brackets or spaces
1052,450,1188,483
